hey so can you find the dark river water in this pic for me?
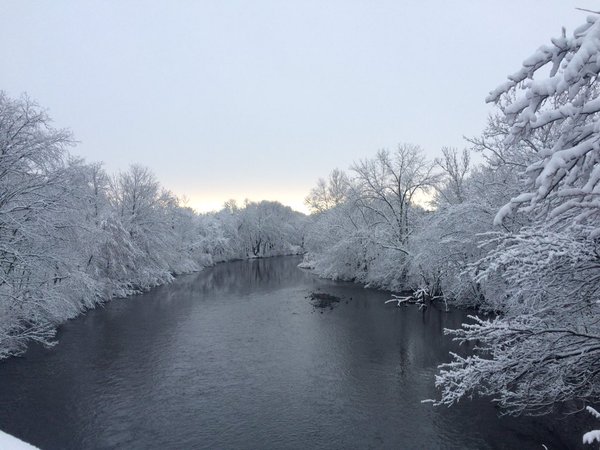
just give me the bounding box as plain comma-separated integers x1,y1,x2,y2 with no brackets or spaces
0,256,575,449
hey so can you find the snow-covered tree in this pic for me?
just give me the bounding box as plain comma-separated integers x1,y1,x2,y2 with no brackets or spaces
305,168,349,214
488,16,600,232
350,144,440,253
0,92,75,356
303,144,440,290
435,15,600,416
235,200,306,258
434,147,470,205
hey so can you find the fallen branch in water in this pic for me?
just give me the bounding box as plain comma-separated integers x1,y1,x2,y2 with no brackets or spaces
385,288,448,311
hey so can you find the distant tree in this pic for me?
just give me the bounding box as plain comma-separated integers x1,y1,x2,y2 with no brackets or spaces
223,199,239,213
434,147,470,205
237,201,305,257
305,168,349,214
110,164,161,232
350,143,440,253
303,144,441,290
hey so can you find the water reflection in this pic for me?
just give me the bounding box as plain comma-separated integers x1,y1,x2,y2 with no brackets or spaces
173,256,312,297
0,256,575,449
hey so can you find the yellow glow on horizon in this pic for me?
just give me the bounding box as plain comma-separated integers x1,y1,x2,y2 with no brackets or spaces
176,190,310,215
176,188,433,215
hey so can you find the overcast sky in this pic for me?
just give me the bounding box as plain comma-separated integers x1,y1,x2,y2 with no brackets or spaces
1,1,597,213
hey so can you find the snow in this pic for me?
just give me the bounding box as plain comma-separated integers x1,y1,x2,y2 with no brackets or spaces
587,406,600,419
583,430,600,445
0,430,38,449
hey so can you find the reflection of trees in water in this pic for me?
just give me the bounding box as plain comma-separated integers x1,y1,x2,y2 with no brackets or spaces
173,256,310,298
1,255,573,450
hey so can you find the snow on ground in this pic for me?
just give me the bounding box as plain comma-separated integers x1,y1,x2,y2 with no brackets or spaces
0,430,38,449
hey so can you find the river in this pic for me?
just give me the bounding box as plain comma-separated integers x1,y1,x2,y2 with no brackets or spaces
0,256,572,449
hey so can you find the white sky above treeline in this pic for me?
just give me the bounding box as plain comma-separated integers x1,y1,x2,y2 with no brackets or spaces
1,0,597,213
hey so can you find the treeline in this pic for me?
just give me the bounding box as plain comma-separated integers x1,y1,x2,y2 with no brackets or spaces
0,91,306,358
303,16,600,420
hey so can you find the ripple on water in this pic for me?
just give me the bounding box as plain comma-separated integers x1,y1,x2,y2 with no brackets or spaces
0,256,576,449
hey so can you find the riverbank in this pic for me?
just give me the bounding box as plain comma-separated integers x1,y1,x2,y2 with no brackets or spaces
0,251,304,361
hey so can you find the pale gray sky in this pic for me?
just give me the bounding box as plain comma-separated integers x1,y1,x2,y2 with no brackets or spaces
1,1,596,212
